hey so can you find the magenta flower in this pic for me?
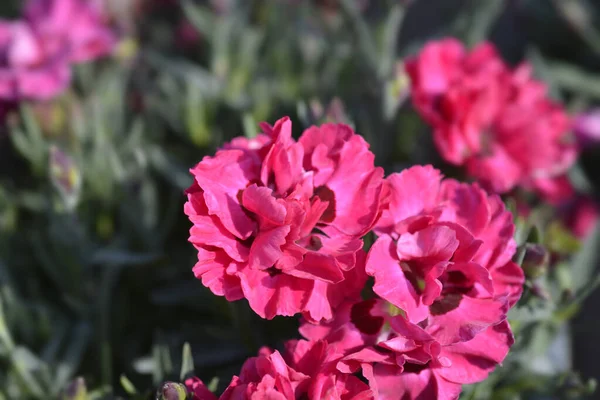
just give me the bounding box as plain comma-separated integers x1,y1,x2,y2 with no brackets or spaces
406,39,576,194
284,339,373,399
0,21,70,100
185,117,386,320
219,347,310,400
301,297,514,400
25,0,116,63
297,166,523,398
368,166,523,343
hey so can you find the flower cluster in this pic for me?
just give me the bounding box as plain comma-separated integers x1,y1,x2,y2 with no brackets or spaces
185,117,525,399
0,0,115,102
406,38,576,194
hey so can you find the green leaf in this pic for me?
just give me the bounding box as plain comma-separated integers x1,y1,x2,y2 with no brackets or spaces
179,343,195,381
466,0,504,46
181,0,216,42
377,5,405,79
571,221,600,292
120,374,138,395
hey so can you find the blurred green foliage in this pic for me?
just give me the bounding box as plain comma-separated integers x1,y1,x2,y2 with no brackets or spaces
0,0,600,399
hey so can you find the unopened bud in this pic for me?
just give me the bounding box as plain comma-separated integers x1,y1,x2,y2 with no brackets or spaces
159,382,188,400
522,243,549,279
63,377,87,400
49,145,81,211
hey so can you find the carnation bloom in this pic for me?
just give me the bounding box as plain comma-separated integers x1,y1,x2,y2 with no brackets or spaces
219,347,310,400
371,166,523,337
284,339,373,399
406,38,576,193
185,117,386,320
301,166,524,399
0,21,70,100
25,0,116,63
301,298,513,400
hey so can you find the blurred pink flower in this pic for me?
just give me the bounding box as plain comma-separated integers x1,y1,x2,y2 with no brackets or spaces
185,117,386,320
0,21,70,100
574,108,600,147
562,196,599,239
406,39,576,194
25,0,116,63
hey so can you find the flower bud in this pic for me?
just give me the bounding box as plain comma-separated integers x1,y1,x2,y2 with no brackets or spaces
522,243,549,279
159,382,188,400
49,145,82,212
63,377,87,400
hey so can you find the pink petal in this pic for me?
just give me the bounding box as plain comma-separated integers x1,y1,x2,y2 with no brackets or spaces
427,295,508,345
248,225,291,270
191,149,260,239
437,320,514,384
375,166,443,236
239,270,312,319
242,184,287,226
192,247,243,301
396,225,459,263
366,236,428,323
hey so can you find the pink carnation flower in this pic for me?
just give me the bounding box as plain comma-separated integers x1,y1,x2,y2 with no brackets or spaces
370,166,523,341
301,297,514,400
284,339,373,399
0,21,70,100
185,117,386,320
406,38,576,194
298,166,523,399
25,0,116,63
219,347,310,400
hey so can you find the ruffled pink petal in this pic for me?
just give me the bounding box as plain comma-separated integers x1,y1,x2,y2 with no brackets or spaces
191,150,260,239
437,320,513,384
366,236,428,323
239,269,313,319
426,295,508,345
192,247,243,301
375,166,443,236
185,189,249,262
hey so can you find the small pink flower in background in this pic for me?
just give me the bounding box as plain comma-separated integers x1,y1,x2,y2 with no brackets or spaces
25,0,116,63
0,0,115,102
176,20,201,49
0,21,70,100
406,39,577,194
185,117,386,320
574,108,600,147
562,196,599,239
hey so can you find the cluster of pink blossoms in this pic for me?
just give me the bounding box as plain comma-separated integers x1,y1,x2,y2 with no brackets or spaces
406,38,576,195
184,117,525,399
0,0,115,101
